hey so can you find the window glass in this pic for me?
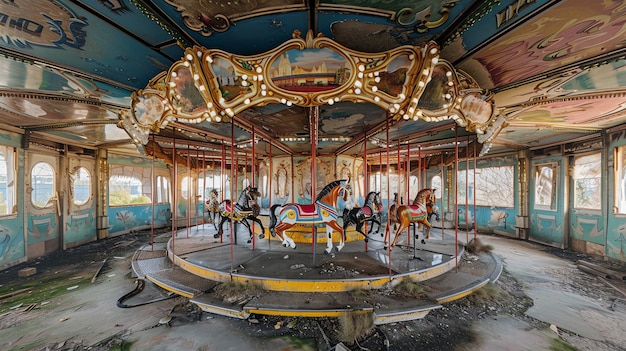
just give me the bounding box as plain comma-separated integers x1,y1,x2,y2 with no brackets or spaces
431,175,442,199
573,153,601,210
458,166,514,207
406,175,418,202
0,146,16,215
369,170,396,201
615,146,626,214
31,162,55,208
72,167,91,206
198,174,222,201
156,175,170,203
535,164,556,209
109,175,150,206
181,176,192,200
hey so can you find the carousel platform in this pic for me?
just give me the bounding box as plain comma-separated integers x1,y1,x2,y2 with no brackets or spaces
131,223,502,325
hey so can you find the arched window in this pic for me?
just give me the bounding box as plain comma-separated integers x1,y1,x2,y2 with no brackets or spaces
431,174,442,199
72,167,91,206
31,162,55,208
156,176,170,203
181,176,192,200
408,175,419,202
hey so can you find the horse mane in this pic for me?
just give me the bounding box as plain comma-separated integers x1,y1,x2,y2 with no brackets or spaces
315,179,346,201
364,191,377,204
237,188,250,206
415,188,434,204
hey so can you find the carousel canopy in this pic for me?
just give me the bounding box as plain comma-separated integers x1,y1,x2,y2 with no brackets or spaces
0,1,623,162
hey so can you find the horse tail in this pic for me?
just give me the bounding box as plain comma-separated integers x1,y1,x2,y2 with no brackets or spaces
269,204,281,237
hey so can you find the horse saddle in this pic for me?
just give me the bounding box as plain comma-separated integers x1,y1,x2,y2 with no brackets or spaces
407,204,427,218
296,203,317,215
360,206,373,216
223,203,252,217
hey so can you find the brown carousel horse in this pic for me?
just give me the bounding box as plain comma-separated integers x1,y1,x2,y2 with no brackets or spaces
267,179,351,253
205,188,220,228
389,189,439,231
342,191,384,242
216,186,264,244
385,188,437,250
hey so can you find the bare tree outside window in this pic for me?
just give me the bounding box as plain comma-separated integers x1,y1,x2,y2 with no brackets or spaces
535,164,556,209
573,153,601,210
458,166,514,207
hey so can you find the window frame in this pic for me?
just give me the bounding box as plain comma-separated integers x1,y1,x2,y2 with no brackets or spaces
71,166,92,207
572,152,602,211
31,161,56,209
0,145,17,216
534,162,558,211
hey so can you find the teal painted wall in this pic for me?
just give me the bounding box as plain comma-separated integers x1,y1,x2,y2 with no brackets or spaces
0,131,25,268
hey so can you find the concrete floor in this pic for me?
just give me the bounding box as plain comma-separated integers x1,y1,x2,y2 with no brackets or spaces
1,229,625,351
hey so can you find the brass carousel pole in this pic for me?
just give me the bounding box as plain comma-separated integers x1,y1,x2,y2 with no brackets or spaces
251,126,256,250
363,134,368,252
310,106,318,267
268,143,272,250
454,124,459,270
229,121,235,273
172,129,177,257
473,137,478,238
386,114,392,276
186,143,190,238
221,142,226,243
151,134,155,251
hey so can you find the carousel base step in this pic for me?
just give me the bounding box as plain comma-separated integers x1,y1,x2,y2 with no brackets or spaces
190,289,442,324
147,268,218,298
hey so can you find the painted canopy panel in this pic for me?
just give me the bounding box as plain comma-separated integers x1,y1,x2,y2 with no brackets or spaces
81,0,175,46
0,96,118,126
461,0,626,89
443,0,552,62
0,0,172,89
511,96,626,128
0,0,624,158
45,124,130,145
497,128,589,147
155,0,307,55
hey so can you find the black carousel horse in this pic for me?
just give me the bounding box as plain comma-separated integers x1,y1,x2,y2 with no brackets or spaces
215,186,264,244
342,191,383,242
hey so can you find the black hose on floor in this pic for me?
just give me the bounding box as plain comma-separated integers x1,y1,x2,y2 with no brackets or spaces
117,279,177,308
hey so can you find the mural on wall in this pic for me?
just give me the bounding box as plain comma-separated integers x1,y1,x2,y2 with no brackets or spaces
571,217,604,242
274,162,291,203
488,209,509,228
610,225,626,259
0,225,24,266
27,214,58,243
108,204,170,235
295,157,333,203
532,213,564,244
115,210,137,229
